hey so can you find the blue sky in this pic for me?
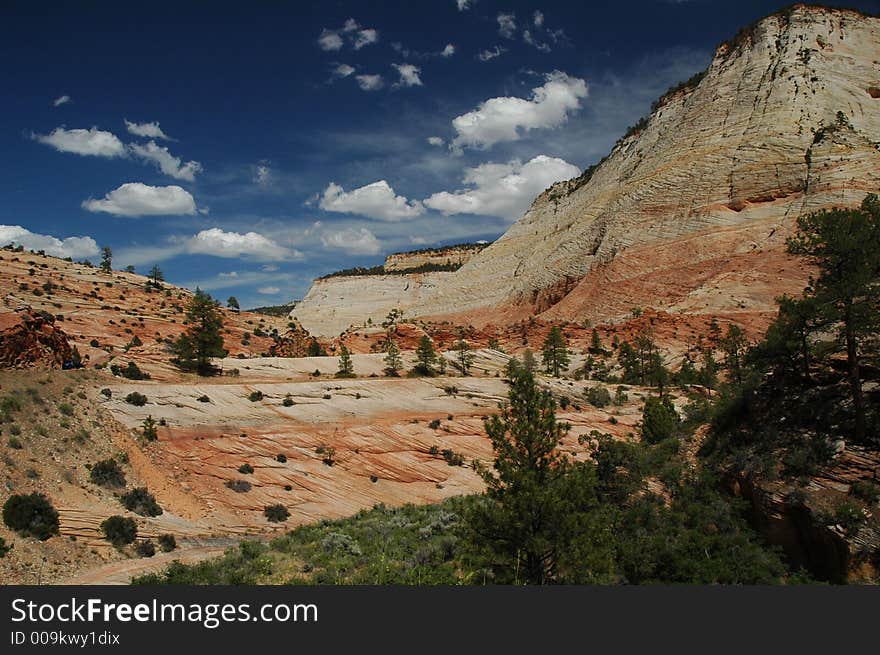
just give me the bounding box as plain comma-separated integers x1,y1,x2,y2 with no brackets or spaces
1,0,878,308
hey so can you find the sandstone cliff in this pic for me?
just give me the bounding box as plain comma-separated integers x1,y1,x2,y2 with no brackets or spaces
394,6,880,329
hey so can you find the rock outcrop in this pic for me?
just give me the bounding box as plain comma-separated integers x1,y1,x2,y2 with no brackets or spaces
298,6,880,337
0,309,75,368
383,243,488,272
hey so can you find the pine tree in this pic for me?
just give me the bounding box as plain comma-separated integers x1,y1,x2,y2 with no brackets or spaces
454,333,475,375
786,195,880,441
541,326,570,377
719,324,748,385
697,348,718,390
589,328,604,355
414,335,437,376
100,246,112,273
148,265,164,288
336,344,355,378
466,370,606,584
307,338,327,357
522,348,537,374
383,339,403,376
171,288,227,375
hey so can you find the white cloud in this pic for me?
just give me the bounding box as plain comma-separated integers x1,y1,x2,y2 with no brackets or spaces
424,155,579,221
441,44,455,57
456,0,473,10
333,63,355,78
353,28,378,50
319,19,378,51
261,264,279,272
34,126,126,158
124,119,171,140
186,228,295,261
0,225,99,259
82,182,197,217
257,286,281,295
523,29,551,53
533,10,544,27
254,164,271,186
219,271,239,278
129,141,202,181
320,181,424,221
497,12,517,38
427,136,445,146
318,29,344,51
356,74,384,91
52,95,71,107
321,227,382,255
451,71,587,150
477,46,506,62
392,63,423,87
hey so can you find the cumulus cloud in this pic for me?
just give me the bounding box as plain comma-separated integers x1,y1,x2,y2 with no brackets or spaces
333,63,355,78
82,182,197,217
523,30,551,52
356,74,384,91
186,228,295,261
129,141,202,181
52,95,71,107
451,71,587,150
320,180,424,221
257,286,280,295
318,29,344,51
254,164,271,186
124,119,171,140
321,227,382,255
497,12,517,38
318,19,378,51
0,225,99,259
424,155,579,221
392,63,423,87
477,46,506,62
441,44,455,57
533,10,544,27
427,136,445,146
353,28,378,50
34,126,126,158
456,0,473,10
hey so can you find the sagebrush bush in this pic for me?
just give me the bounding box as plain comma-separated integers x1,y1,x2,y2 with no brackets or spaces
90,459,126,487
125,392,148,406
135,539,156,557
264,504,290,522
158,534,177,552
120,487,163,517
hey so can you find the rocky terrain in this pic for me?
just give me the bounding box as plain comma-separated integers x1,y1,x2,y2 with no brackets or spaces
295,5,880,343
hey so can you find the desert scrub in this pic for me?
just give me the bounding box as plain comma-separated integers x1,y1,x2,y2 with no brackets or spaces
125,392,148,406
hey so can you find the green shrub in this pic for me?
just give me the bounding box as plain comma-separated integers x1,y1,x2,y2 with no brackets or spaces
276,454,287,463
111,361,150,380
100,388,112,398
90,459,126,487
101,515,137,546
264,504,290,522
850,481,880,504
141,415,158,441
58,402,74,416
641,395,679,444
282,395,294,407
120,487,163,517
135,540,156,557
238,463,254,474
0,536,11,557
125,392,147,406
2,493,60,540
7,436,22,449
586,386,612,408
428,419,442,429
197,395,210,403
226,479,252,493
248,391,264,402
158,534,177,552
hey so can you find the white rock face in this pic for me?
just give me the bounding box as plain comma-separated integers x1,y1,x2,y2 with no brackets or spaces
296,7,880,334
292,272,453,336
406,6,880,321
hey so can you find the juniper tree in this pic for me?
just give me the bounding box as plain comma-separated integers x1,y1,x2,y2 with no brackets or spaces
148,265,164,288
172,288,227,375
541,327,570,377
227,296,240,311
719,324,748,385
